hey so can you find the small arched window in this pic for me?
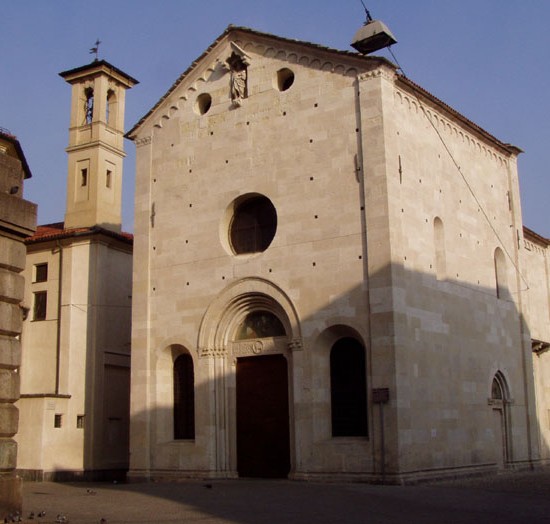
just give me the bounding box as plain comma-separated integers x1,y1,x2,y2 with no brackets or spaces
494,247,508,299
491,371,508,402
330,337,367,437
433,217,446,280
235,311,286,340
173,353,195,440
106,89,116,127
84,87,94,125
491,378,503,400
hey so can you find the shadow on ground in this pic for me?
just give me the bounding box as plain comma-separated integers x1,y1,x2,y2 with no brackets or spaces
21,469,550,524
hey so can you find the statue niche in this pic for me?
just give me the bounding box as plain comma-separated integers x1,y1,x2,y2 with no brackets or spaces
226,48,250,107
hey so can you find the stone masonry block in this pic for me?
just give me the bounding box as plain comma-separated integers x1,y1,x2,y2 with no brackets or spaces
0,237,26,273
0,337,20,369
0,405,18,438
0,439,17,470
0,269,24,304
0,473,22,518
0,370,19,403
0,153,23,194
0,193,37,234
0,303,21,337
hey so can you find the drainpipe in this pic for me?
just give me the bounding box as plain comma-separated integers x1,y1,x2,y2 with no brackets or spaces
55,240,63,395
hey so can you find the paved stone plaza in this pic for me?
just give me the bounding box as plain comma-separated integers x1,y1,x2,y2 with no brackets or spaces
18,469,550,523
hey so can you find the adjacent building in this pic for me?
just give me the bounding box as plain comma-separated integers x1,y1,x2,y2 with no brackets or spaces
15,60,136,480
127,26,549,482
0,129,36,516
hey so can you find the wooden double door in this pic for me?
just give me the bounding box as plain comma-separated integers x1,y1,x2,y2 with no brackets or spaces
236,354,291,478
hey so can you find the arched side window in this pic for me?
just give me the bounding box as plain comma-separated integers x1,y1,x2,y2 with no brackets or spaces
106,89,116,127
330,337,367,437
173,353,195,440
235,311,286,340
491,377,503,400
494,247,508,299
491,371,509,402
84,87,94,125
433,217,446,280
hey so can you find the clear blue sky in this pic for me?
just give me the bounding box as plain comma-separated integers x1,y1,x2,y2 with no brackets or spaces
2,1,548,236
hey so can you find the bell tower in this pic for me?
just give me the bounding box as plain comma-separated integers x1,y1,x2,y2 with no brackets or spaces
59,60,137,232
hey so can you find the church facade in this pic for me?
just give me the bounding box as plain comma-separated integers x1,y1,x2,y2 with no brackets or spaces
127,26,549,482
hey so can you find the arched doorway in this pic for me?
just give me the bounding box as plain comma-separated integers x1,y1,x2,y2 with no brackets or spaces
234,311,290,478
236,353,290,478
197,279,301,478
489,372,510,468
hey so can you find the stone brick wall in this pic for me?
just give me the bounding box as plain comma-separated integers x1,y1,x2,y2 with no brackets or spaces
0,150,36,518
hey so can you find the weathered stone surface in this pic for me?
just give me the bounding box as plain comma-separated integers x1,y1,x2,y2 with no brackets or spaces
0,303,22,337
0,238,26,273
0,474,22,518
0,154,24,194
0,337,20,369
0,131,35,516
0,193,37,236
0,404,18,438
0,269,24,304
0,439,17,470
0,370,19,403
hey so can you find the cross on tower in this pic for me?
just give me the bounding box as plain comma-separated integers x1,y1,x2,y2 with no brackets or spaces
89,39,101,61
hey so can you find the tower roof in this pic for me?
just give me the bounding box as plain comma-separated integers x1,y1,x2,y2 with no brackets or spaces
59,59,138,88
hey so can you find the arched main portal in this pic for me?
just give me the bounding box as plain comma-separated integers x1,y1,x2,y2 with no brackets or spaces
236,353,290,477
234,310,290,477
197,278,302,478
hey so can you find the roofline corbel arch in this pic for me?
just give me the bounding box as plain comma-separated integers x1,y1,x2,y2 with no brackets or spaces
197,277,302,357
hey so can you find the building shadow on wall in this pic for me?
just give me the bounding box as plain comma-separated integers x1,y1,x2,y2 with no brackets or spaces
116,259,546,486
25,256,549,522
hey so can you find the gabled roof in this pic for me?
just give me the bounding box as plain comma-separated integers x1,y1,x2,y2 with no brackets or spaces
126,24,520,155
126,25,393,138
26,222,133,246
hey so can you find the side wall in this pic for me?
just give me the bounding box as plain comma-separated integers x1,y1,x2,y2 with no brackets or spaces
380,78,539,476
522,232,550,462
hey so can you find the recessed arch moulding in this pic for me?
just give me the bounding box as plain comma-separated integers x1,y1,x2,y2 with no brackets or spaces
197,277,303,356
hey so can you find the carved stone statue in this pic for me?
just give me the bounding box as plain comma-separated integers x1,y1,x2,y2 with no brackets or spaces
226,47,250,107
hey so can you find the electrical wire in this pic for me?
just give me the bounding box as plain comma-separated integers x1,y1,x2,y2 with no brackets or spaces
386,46,530,292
